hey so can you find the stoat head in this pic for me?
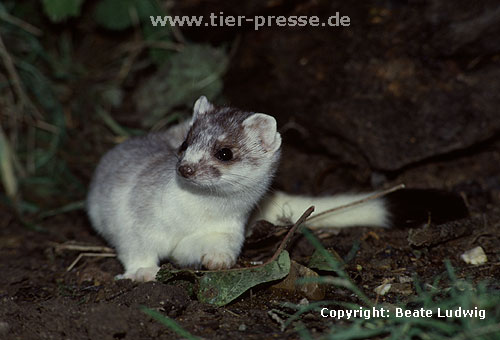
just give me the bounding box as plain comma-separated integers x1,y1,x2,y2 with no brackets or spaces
176,96,281,195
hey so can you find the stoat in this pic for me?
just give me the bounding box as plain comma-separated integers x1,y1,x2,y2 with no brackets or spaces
86,96,467,281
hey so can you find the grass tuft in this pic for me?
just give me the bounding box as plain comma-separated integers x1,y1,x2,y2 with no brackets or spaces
141,307,200,340
289,229,500,340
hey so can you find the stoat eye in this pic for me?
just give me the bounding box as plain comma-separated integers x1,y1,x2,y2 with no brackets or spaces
179,141,188,152
215,148,233,161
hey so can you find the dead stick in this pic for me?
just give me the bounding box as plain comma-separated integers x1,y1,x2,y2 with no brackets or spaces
0,12,43,36
54,243,115,253
266,206,315,264
67,253,116,272
306,183,405,225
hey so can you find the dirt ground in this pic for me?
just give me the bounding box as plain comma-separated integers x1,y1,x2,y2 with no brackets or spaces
1,0,500,339
1,161,499,339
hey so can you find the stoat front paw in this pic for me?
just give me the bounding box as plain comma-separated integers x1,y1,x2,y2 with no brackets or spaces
115,266,159,282
201,252,236,270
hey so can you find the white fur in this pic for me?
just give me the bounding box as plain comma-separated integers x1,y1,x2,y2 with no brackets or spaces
182,148,205,164
192,96,213,120
253,191,390,229
163,119,191,149
242,114,281,153
87,162,250,281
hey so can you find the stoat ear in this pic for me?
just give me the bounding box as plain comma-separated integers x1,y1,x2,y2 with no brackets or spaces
192,96,214,121
243,113,282,153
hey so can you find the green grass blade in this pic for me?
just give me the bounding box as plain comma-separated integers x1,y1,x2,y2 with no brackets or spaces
38,200,85,218
0,126,17,201
141,307,200,340
301,228,373,306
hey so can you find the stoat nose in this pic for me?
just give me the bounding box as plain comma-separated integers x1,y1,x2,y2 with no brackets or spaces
178,164,195,178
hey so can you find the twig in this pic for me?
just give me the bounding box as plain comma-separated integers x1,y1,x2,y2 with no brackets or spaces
306,184,405,225
53,242,116,272
120,40,184,54
267,206,315,263
0,12,43,36
0,66,18,146
223,309,240,317
52,242,115,253
268,310,287,332
67,253,117,272
116,18,143,84
33,119,60,134
116,40,143,84
170,25,186,45
27,124,35,173
0,31,43,119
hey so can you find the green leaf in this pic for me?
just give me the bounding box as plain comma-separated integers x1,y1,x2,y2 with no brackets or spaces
197,251,291,306
42,0,84,22
94,0,131,30
308,247,345,272
166,44,227,101
38,200,85,219
157,251,291,307
142,21,172,65
135,44,229,127
134,0,162,21
95,0,162,30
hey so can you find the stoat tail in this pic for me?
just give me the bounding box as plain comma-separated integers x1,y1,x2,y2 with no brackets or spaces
253,189,468,229
253,191,390,229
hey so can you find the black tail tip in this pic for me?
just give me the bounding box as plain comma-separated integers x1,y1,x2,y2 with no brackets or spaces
386,189,469,228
